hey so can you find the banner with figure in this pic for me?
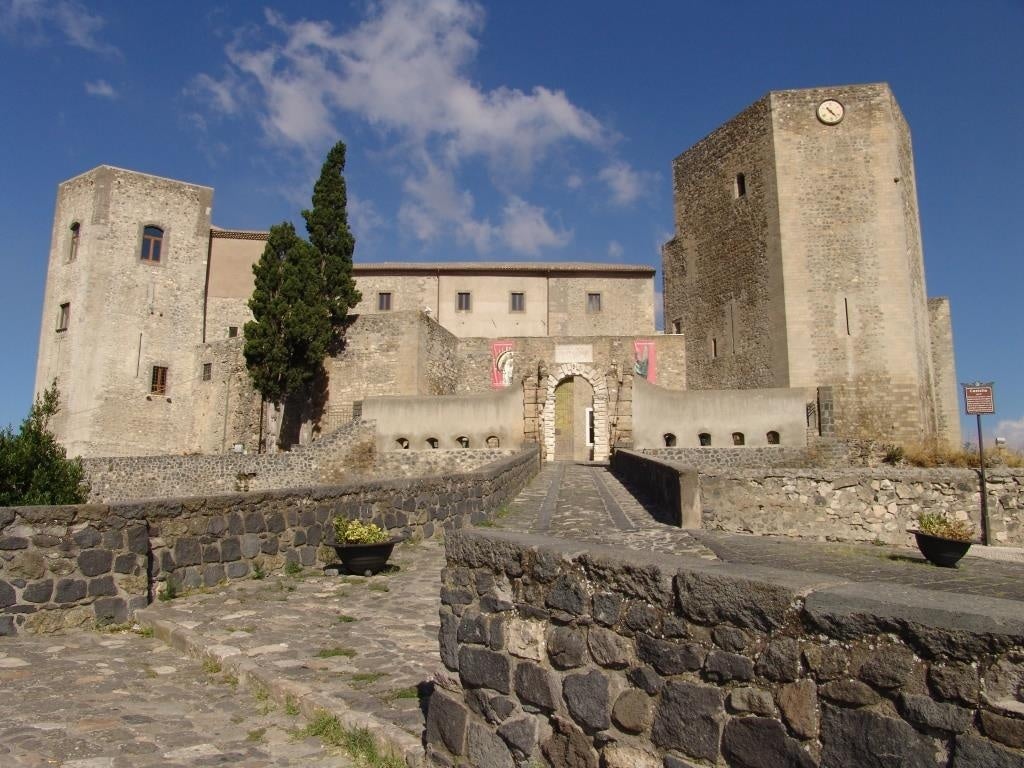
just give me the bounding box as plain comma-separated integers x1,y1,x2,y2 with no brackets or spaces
491,341,515,388
633,340,656,383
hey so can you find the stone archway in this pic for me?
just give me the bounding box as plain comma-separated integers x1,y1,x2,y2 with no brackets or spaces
540,363,609,462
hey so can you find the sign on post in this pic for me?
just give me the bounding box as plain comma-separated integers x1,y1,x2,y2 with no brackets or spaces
964,384,995,415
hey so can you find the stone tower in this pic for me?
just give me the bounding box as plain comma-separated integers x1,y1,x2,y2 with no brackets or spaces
34,166,214,457
663,83,960,447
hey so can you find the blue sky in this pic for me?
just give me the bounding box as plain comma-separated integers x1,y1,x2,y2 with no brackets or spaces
1,0,1022,447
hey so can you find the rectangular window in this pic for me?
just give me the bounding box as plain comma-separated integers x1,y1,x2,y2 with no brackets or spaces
228,326,238,338
57,302,70,332
457,291,471,311
141,226,163,262
202,362,212,381
150,366,168,395
586,292,602,313
734,173,747,198
510,292,525,312
378,292,392,311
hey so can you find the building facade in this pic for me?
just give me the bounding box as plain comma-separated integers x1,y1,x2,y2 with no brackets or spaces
662,83,960,448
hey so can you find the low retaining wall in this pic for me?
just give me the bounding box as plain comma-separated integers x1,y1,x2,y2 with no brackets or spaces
82,420,377,503
375,449,516,479
699,467,1024,547
610,450,699,528
642,445,812,469
427,529,1024,767
0,447,539,636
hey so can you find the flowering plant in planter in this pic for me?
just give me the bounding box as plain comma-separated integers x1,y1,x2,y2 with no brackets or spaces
333,518,389,545
331,518,396,575
912,512,975,568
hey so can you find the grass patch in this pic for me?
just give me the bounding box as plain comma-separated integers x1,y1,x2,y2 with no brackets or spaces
202,658,222,675
383,686,418,702
135,625,154,638
284,696,300,716
339,576,365,585
349,672,386,689
222,672,239,688
252,683,270,702
475,519,496,528
316,646,357,659
296,713,404,768
252,562,266,580
337,614,357,623
284,560,303,576
247,727,266,742
157,580,178,602
368,582,389,593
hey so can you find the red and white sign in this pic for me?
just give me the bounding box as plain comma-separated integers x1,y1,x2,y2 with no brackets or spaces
963,384,995,415
491,341,515,388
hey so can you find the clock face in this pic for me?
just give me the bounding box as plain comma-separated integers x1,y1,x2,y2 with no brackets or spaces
817,99,844,125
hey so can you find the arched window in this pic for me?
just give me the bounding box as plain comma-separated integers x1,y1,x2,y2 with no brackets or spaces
395,437,409,449
732,432,745,446
69,222,80,261
141,226,163,262
486,435,500,448
664,433,677,447
767,431,780,445
426,437,439,449
456,436,470,448
698,433,711,446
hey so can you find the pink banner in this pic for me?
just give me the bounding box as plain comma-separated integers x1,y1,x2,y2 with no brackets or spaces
633,340,656,383
491,341,515,388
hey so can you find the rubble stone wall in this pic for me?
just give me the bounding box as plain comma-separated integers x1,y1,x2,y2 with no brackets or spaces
0,447,539,636
427,529,1024,767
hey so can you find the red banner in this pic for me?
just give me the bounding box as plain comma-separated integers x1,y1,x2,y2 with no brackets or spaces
633,340,656,383
491,341,515,388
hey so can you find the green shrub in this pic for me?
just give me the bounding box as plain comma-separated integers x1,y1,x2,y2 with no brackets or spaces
916,512,974,542
333,518,389,544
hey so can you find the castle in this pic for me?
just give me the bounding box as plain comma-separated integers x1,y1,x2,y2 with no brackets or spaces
35,83,960,464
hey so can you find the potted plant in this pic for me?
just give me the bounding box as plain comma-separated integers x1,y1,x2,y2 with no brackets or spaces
332,518,400,575
911,512,975,568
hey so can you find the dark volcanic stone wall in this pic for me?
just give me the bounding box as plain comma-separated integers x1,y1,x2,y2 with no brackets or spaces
428,529,1024,767
0,447,538,636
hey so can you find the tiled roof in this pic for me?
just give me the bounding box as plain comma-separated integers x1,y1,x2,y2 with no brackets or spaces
351,262,655,275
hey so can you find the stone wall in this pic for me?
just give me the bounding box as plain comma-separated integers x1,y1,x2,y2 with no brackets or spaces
641,446,812,469
375,449,517,478
610,450,699,528
1,447,540,636
699,467,1024,547
427,529,1024,767
82,421,378,503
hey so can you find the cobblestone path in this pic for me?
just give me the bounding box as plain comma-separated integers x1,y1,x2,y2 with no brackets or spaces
0,629,354,767
497,462,718,559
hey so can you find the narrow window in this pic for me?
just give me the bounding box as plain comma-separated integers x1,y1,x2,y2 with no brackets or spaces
711,338,718,358
457,292,471,311
767,430,780,445
69,222,80,261
396,437,409,449
734,173,746,198
150,366,168,395
426,437,439,449
378,292,392,311
664,433,677,447
844,297,851,336
732,432,745,446
202,362,212,381
486,435,500,448
57,302,70,331
672,320,682,335
586,292,602,313
228,326,238,338
140,226,164,262
510,292,525,313
698,432,712,447
456,436,470,448
585,408,595,447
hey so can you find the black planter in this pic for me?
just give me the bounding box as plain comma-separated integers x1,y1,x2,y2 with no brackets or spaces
913,531,972,568
333,539,399,575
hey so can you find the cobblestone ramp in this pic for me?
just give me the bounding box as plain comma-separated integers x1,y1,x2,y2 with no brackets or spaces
136,539,446,767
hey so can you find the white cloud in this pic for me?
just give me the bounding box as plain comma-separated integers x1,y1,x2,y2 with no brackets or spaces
0,0,119,56
993,417,1024,450
598,160,656,205
84,79,116,98
348,193,384,239
566,173,583,190
192,1,603,256
608,240,624,259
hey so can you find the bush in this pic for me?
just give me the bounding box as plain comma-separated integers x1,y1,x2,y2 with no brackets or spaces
916,512,974,542
333,518,389,544
0,383,85,506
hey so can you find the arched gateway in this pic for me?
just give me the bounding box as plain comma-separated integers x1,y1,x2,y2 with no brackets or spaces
540,363,609,462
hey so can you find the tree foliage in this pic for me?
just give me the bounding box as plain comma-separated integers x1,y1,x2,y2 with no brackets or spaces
0,383,85,506
244,141,362,406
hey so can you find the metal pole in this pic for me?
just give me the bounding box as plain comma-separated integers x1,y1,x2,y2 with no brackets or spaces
977,413,990,545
